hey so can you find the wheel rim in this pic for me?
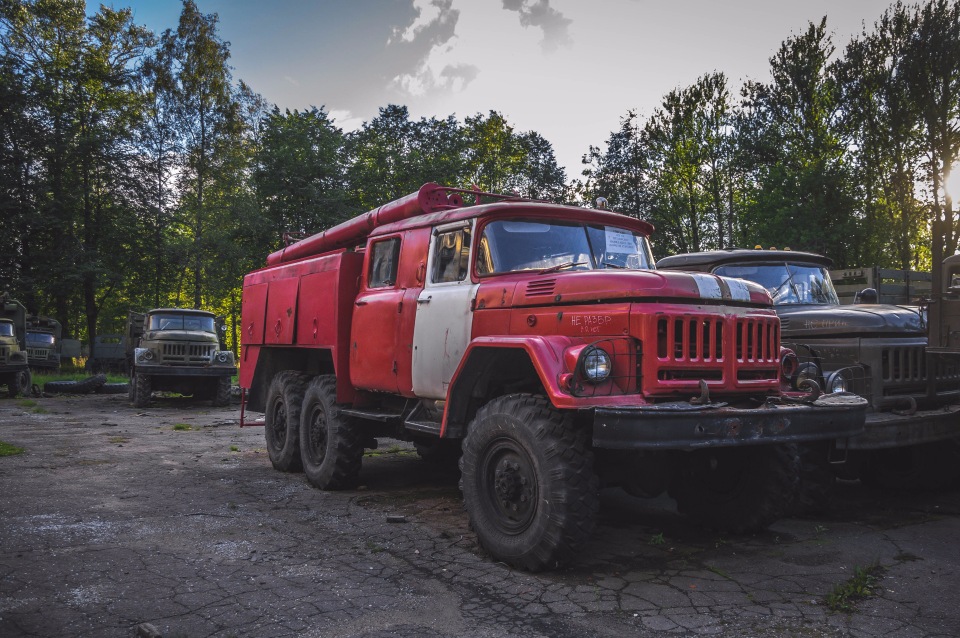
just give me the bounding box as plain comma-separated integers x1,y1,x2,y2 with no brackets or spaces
478,437,539,534
306,403,328,464
269,397,287,449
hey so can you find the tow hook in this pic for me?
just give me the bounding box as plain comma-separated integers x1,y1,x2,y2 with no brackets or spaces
689,380,711,405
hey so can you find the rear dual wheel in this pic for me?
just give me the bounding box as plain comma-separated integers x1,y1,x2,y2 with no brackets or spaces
299,375,363,490
264,371,308,472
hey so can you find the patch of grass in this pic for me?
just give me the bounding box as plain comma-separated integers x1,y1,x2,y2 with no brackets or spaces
17,399,37,408
33,372,128,385
0,441,25,456
108,436,129,444
649,532,666,546
229,445,239,452
172,423,192,431
825,564,885,612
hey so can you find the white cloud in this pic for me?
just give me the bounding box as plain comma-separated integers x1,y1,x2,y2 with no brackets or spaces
501,0,572,52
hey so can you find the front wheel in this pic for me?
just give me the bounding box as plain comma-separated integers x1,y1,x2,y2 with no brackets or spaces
212,376,232,407
299,375,363,490
459,394,599,572
669,444,800,534
863,440,960,491
131,373,152,408
7,369,31,398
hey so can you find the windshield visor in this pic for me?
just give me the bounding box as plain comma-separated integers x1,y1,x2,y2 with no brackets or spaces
714,263,839,305
477,220,654,275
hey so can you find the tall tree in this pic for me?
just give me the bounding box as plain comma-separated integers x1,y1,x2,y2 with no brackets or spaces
160,0,237,308
737,18,859,265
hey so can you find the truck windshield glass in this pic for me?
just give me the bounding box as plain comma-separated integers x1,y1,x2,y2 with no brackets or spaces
0,323,13,337
27,332,55,345
147,314,216,332
714,263,839,305
477,220,654,275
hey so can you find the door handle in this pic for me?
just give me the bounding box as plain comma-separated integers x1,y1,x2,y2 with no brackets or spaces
355,300,368,306
417,296,432,305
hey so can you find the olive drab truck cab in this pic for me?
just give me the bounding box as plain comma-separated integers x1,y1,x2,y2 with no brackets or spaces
0,293,31,397
241,183,867,571
26,315,62,372
658,249,960,495
127,308,236,408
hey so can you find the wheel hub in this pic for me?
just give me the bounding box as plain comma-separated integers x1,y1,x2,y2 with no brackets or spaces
493,459,531,513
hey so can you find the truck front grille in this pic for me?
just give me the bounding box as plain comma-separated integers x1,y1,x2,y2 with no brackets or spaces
159,343,216,365
0,346,8,363
28,348,50,360
881,345,960,395
652,314,780,389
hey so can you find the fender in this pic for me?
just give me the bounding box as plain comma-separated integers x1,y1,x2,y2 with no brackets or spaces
441,335,574,437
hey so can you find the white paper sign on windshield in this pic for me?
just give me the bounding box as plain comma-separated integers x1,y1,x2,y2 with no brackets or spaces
605,228,637,254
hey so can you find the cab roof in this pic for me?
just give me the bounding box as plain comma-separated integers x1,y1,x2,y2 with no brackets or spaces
657,249,832,272
147,308,216,317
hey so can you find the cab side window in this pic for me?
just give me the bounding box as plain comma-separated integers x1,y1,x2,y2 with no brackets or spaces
432,227,471,283
368,238,401,288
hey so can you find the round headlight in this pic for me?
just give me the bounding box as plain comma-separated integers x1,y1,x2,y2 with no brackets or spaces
217,352,228,363
826,371,848,393
793,362,820,390
581,347,612,383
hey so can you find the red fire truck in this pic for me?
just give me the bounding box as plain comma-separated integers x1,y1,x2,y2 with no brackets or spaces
241,183,866,571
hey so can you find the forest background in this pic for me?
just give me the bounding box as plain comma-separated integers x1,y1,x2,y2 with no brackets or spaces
1,0,958,355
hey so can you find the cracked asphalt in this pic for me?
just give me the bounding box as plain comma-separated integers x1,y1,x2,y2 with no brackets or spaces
0,393,958,637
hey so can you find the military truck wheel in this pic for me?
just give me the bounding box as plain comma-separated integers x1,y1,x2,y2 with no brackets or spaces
131,373,152,408
299,375,363,490
669,444,800,534
414,438,462,466
264,371,307,472
212,376,231,407
863,441,960,491
459,394,599,572
8,370,31,398
794,442,836,516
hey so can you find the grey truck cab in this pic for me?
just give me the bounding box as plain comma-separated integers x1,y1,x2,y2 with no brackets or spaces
658,249,960,493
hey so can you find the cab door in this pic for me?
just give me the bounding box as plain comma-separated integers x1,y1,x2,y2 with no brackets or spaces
350,236,405,392
411,220,478,399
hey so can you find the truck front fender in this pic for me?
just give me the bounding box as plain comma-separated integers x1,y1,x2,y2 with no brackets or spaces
442,336,582,437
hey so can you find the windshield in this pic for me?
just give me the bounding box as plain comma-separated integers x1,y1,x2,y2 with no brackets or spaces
714,263,839,305
477,220,655,275
27,332,55,345
0,322,13,337
147,313,216,333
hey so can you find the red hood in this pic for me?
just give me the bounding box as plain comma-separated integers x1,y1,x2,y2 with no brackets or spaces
475,270,772,309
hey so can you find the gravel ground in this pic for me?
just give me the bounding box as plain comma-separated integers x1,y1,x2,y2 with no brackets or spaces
1,392,958,637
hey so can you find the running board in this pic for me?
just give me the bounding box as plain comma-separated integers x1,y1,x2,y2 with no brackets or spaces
339,407,403,423
404,419,442,435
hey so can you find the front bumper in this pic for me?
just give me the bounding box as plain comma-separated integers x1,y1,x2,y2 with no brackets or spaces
838,403,960,450
1,362,29,373
592,393,867,450
135,365,236,377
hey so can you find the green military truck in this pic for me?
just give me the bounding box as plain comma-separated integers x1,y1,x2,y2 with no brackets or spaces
0,293,31,397
26,315,62,372
127,308,236,408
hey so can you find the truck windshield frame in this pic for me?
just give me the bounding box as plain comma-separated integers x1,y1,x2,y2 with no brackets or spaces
26,332,55,345
476,219,655,276
714,262,840,305
147,313,216,333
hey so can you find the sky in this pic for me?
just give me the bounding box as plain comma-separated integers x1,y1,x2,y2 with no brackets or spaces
108,0,901,180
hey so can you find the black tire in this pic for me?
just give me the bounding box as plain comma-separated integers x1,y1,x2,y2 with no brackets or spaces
212,376,231,407
44,374,106,395
95,382,129,395
299,375,363,489
863,440,960,491
459,394,599,572
264,371,308,472
131,373,152,408
669,444,800,534
9,369,31,398
127,373,136,401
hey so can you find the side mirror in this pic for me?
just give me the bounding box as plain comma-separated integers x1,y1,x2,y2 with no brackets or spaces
855,288,878,304
220,324,227,332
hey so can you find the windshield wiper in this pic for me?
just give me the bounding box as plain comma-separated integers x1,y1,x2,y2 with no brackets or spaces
537,261,586,275
770,264,802,303
601,261,626,269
